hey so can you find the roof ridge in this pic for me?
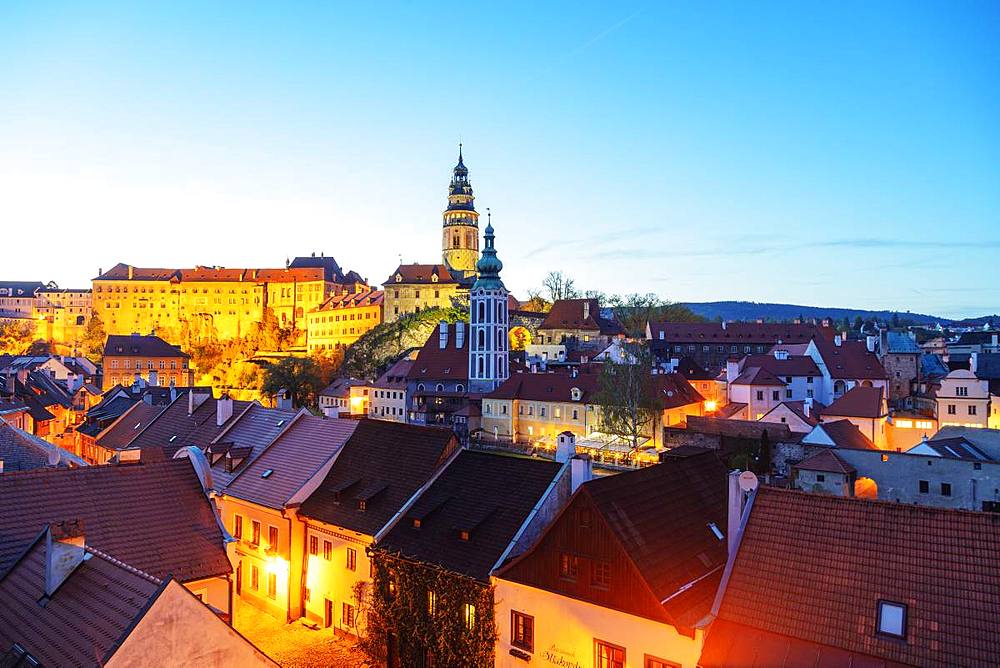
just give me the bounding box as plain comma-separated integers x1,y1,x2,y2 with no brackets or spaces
84,545,163,585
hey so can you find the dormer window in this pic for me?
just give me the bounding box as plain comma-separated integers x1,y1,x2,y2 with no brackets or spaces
708,522,724,541
570,387,582,402
877,600,907,639
431,274,438,283
395,274,402,283
459,530,470,541
261,468,274,479
412,518,422,529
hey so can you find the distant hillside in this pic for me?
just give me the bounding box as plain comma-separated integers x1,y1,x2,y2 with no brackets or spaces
680,301,947,325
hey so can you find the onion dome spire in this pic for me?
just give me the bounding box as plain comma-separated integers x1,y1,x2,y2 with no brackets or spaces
473,209,505,290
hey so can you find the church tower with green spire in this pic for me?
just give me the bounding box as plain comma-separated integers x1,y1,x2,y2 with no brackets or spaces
441,145,480,277
469,213,509,394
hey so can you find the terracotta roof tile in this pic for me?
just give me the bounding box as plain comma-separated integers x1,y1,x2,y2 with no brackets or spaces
649,322,825,344
823,385,887,419
708,487,1000,667
103,334,190,359
95,402,164,451
540,299,623,336
794,449,856,474
814,419,877,450
813,338,887,380
383,263,459,285
407,325,470,381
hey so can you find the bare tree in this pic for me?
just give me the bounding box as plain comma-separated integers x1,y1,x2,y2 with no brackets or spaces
542,271,580,302
608,293,705,338
592,341,661,463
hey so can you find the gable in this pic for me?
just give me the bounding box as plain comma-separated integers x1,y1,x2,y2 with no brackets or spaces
499,492,673,626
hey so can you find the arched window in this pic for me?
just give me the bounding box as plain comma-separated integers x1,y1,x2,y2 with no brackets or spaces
477,356,484,377
478,302,485,323
477,329,486,350
436,383,445,392
497,302,504,322
496,328,505,351
834,380,846,397
417,383,425,392
456,384,465,393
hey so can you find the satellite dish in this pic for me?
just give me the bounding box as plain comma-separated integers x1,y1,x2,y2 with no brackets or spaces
738,470,759,492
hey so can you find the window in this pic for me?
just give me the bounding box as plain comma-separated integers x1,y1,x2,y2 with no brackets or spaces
785,389,793,399
233,515,243,539
947,404,956,415
309,535,318,556
324,540,332,560
346,547,357,571
957,386,968,397
969,405,977,416
591,560,611,589
267,573,277,600
559,553,578,581
427,589,437,615
756,391,764,401
595,639,626,668
941,482,952,496
511,611,534,652
579,509,592,528
251,520,261,545
645,657,681,668
463,603,476,631
251,565,259,590
877,600,906,638
343,602,356,627
268,525,279,550
919,480,929,494
771,390,780,401
816,474,826,482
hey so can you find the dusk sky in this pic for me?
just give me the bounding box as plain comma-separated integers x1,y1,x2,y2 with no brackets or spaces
1,2,997,319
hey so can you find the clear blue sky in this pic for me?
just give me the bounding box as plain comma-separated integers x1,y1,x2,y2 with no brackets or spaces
1,2,997,318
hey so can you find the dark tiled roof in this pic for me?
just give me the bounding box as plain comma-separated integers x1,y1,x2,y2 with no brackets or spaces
815,419,877,450
223,415,358,509
652,372,705,409
95,402,164,451
103,334,190,359
0,281,44,296
288,255,347,282
379,450,563,582
317,287,384,310
207,403,298,489
0,422,75,472
674,356,716,381
731,366,785,386
540,299,623,336
649,321,824,344
684,416,796,442
708,487,1000,667
0,534,165,667
581,451,728,623
742,353,821,377
914,437,990,461
299,421,457,536
822,386,886,419
320,377,371,398
884,331,921,354
794,449,856,474
382,263,459,285
373,358,414,389
975,353,1000,380
95,263,181,281
0,460,231,582
407,326,470,381
813,337,887,380
127,394,252,458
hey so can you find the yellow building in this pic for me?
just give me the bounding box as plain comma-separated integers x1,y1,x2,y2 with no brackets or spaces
32,288,92,348
441,145,479,276
92,257,367,343
306,287,383,353
382,263,464,321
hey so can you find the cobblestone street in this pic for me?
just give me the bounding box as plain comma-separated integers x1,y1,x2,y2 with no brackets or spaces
233,600,369,668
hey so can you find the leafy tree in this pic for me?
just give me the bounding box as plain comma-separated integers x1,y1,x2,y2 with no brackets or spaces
312,348,345,387
541,271,580,302
608,293,705,338
592,341,661,463
81,314,107,361
341,306,467,379
852,316,864,332
260,356,323,409
0,321,36,355
520,291,550,313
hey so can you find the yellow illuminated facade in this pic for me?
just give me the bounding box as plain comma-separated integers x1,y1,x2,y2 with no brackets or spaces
33,288,92,348
305,288,384,353
302,520,372,635
441,145,479,276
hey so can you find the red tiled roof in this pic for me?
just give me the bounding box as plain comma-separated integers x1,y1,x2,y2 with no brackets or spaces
95,263,180,281
299,421,457,536
317,287,384,310
0,460,231,582
731,366,785,386
407,325,469,381
383,263,459,285
742,353,821,377
682,415,797,442
760,401,821,429
0,533,165,667
823,385,886,419
652,372,705,410
649,322,824,344
794,449,856,474
223,415,358,509
127,394,253,458
813,337,887,380
717,402,747,419
540,298,623,336
103,334,190,359
373,358,414,389
486,370,600,402
256,266,327,283
208,403,298,489
708,487,1000,667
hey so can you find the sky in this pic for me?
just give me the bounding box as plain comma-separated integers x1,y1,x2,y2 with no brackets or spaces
1,2,998,319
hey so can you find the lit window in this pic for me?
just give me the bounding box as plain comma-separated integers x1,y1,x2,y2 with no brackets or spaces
877,601,906,638
323,540,332,560
309,535,318,555
427,589,437,615
511,610,534,652
559,553,578,581
346,547,357,571
463,603,477,631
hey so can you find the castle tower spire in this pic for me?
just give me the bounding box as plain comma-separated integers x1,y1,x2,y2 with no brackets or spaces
441,145,479,276
469,211,509,394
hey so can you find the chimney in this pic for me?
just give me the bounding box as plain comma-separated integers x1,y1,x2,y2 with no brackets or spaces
148,370,158,387
217,393,234,426
169,380,177,403
455,321,465,349
188,388,211,415
726,359,740,384
803,397,812,417
570,454,592,494
583,301,590,321
439,321,448,349
834,334,842,347
45,520,86,597
276,389,293,411
127,265,134,280
722,320,727,330
727,471,758,555
556,431,577,464
970,352,978,375
866,335,877,353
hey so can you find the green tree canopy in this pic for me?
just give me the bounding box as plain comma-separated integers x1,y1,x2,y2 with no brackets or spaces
260,356,323,409
592,340,662,463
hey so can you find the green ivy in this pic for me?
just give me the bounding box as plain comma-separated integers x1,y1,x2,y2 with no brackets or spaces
360,551,498,668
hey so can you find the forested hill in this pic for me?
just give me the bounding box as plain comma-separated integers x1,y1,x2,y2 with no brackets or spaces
680,301,948,325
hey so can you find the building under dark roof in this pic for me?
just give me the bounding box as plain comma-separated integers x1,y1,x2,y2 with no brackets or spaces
702,487,1000,667
378,449,564,582
299,421,458,536
0,422,85,472
103,333,190,359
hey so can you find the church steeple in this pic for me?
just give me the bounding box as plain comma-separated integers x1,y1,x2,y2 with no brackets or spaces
469,212,509,394
442,144,479,276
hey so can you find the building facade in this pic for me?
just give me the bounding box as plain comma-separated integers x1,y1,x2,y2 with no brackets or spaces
32,288,93,348
468,220,509,394
306,288,383,353
101,334,193,390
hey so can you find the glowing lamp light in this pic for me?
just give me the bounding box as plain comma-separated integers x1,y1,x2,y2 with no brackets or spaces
704,400,718,413
266,555,289,577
